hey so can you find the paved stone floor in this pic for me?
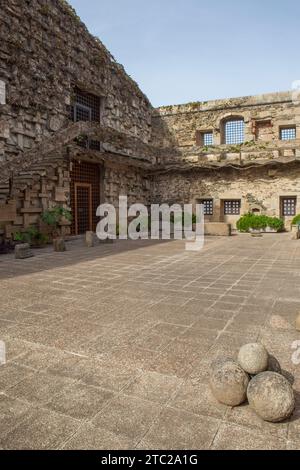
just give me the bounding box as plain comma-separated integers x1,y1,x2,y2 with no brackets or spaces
0,233,300,450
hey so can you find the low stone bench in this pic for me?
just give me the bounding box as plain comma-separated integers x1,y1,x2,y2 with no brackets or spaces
204,223,232,236
15,243,34,259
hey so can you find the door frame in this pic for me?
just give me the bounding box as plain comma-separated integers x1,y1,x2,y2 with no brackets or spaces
74,182,93,235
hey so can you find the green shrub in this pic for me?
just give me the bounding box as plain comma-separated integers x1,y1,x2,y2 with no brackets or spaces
14,227,49,247
267,217,284,232
292,214,300,226
237,214,284,233
41,207,72,238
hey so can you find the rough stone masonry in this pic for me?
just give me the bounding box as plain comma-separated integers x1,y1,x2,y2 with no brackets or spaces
0,0,300,240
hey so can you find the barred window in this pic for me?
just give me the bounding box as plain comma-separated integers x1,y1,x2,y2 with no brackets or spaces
200,199,214,216
72,88,100,122
281,197,296,216
74,104,91,123
280,127,296,141
224,200,241,215
196,130,213,146
70,88,101,151
225,120,245,144
203,132,213,146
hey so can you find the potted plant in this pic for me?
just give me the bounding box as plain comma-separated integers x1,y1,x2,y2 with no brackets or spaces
41,207,72,251
237,214,284,234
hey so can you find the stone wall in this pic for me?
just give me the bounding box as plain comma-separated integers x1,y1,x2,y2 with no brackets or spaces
0,0,152,168
0,0,154,239
104,165,151,208
151,163,300,229
1,0,300,240
152,92,300,167
154,92,300,148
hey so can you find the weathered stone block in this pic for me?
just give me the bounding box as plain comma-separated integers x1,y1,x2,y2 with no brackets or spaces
53,238,66,252
0,200,17,222
85,231,96,248
15,243,34,259
204,223,231,236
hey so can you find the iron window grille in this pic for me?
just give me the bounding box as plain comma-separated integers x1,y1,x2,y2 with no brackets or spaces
203,132,213,146
70,89,101,151
224,200,241,215
280,127,296,141
281,197,296,216
225,120,245,145
201,199,214,215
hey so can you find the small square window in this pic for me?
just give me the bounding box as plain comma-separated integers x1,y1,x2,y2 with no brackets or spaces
203,132,213,146
281,197,296,216
196,131,213,146
200,199,213,216
280,127,296,141
224,200,241,215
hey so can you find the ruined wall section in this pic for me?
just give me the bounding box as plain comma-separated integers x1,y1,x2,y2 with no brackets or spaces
152,92,300,166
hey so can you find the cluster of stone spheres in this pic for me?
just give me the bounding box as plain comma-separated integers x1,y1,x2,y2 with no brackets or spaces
210,343,295,423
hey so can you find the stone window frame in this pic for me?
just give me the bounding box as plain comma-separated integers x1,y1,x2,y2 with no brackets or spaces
280,196,297,217
71,87,102,150
279,125,296,141
253,119,273,140
220,115,245,145
196,130,214,147
223,199,241,215
199,199,214,216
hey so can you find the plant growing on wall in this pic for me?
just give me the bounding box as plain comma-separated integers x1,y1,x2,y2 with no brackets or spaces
41,207,72,239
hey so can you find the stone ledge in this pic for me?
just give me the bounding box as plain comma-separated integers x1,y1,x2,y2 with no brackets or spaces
205,223,231,236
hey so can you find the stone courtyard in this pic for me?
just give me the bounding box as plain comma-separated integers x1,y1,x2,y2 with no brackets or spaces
0,233,299,450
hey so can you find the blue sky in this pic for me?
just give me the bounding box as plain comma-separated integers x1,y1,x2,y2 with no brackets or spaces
69,0,300,107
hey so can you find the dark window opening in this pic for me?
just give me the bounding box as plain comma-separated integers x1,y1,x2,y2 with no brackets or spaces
70,88,101,150
200,199,214,215
224,200,241,215
281,197,296,217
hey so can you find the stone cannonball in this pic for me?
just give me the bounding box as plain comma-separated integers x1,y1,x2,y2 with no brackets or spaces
210,359,249,407
247,372,295,423
237,343,269,375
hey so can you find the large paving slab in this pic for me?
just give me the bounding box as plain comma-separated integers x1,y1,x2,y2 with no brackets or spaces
0,233,299,450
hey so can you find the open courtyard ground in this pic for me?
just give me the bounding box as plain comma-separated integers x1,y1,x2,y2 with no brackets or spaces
0,233,300,450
